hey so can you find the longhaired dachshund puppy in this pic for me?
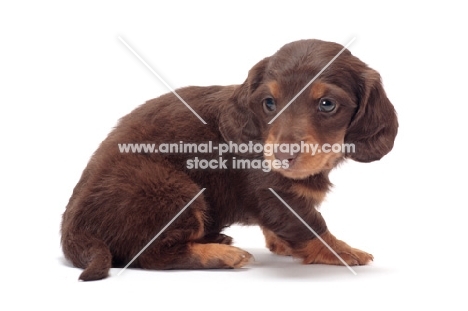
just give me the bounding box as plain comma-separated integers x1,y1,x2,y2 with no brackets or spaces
62,39,398,281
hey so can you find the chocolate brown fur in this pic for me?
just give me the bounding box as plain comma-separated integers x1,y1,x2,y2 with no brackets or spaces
61,39,398,281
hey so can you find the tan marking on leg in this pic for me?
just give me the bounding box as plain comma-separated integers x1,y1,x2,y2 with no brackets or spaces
293,231,374,266
188,209,206,241
262,227,292,256
189,243,253,268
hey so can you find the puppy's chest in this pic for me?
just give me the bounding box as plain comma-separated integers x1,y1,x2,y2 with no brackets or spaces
290,183,327,206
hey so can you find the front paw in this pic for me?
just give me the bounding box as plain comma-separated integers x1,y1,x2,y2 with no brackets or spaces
296,231,373,266
328,247,374,266
262,227,293,256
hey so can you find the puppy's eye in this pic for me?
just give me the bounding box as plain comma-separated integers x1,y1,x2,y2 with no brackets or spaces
318,98,336,112
263,98,276,113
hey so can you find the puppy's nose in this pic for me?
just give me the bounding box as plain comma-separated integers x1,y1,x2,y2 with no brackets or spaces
274,150,298,163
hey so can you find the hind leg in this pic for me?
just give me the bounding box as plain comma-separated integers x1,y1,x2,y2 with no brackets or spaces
195,233,233,245
137,242,252,270
99,157,252,271
63,155,252,278
133,193,251,270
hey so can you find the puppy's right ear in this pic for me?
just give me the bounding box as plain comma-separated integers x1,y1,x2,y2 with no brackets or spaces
219,57,270,145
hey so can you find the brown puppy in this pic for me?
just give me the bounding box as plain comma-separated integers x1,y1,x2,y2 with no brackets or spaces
61,39,398,281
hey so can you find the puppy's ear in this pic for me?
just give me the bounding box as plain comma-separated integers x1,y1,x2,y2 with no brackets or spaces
219,57,270,145
345,69,398,162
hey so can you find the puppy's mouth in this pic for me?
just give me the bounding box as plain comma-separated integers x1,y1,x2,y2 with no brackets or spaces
263,140,342,179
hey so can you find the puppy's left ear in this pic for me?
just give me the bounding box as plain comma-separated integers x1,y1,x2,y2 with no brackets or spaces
345,69,398,162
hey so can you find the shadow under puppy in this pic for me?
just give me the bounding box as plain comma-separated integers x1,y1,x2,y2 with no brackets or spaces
61,39,398,281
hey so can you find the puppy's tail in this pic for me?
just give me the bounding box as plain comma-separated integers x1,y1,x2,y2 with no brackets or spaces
62,233,112,281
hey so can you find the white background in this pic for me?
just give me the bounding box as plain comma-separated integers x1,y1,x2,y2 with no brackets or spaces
1,1,467,310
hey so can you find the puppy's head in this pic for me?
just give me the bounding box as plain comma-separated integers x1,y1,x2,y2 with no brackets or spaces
220,39,398,179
